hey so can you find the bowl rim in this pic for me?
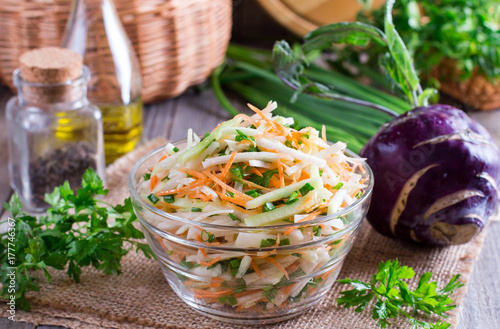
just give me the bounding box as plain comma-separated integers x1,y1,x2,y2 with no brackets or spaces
128,139,374,233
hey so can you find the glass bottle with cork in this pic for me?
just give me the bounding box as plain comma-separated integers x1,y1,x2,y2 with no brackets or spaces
6,47,106,213
62,0,143,164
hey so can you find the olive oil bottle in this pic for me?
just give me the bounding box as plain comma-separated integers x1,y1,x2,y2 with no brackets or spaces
62,0,143,164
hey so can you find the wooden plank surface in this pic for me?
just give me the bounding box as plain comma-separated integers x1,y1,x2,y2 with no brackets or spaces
0,88,499,329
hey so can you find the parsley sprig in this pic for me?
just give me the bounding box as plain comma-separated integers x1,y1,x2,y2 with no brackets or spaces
0,169,155,311
337,260,464,329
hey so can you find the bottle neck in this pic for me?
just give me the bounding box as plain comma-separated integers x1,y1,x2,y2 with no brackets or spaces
14,66,91,110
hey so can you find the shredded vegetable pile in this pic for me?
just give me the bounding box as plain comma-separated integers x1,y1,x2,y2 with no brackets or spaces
138,101,368,312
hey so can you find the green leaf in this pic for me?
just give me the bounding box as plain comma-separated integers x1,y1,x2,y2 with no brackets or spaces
418,88,438,107
263,202,276,212
299,183,315,196
4,193,23,218
383,0,421,106
302,22,387,53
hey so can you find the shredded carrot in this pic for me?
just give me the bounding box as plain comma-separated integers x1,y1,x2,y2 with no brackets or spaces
249,167,263,177
234,113,259,127
282,283,295,296
193,289,234,298
284,209,322,235
200,248,208,257
267,258,289,280
158,154,167,162
321,125,327,143
247,103,282,133
203,171,252,201
219,151,238,181
250,261,263,278
177,167,206,179
199,256,221,267
150,175,159,192
277,159,285,188
217,191,248,207
156,178,209,196
209,277,224,288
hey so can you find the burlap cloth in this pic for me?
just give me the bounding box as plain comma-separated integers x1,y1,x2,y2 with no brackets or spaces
1,137,488,329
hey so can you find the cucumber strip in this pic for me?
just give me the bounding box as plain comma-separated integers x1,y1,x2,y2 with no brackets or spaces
177,117,242,165
244,193,315,226
245,177,322,209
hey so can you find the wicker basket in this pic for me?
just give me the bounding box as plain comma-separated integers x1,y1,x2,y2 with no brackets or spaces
435,59,500,111
0,0,232,103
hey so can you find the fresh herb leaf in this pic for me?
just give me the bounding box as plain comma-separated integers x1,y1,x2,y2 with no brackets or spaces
143,173,151,181
234,129,256,147
173,146,179,153
0,169,154,311
226,191,235,198
229,165,244,182
337,259,464,328
262,169,278,188
180,259,195,269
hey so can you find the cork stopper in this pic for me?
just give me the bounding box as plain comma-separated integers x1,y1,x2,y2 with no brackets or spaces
19,47,82,83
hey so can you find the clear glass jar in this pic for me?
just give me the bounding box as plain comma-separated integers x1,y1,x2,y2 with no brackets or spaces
62,0,143,164
6,66,106,213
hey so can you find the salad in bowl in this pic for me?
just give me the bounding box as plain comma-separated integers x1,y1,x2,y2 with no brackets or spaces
129,101,373,324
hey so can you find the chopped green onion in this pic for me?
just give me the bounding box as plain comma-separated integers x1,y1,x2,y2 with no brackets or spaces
313,226,322,237
245,189,262,198
180,259,195,269
260,238,276,248
285,191,299,204
147,193,159,204
163,194,175,203
173,146,179,153
299,183,315,196
143,173,151,181
226,191,235,198
191,207,202,212
333,182,344,189
228,213,241,222
263,202,276,212
161,175,169,182
201,230,215,243
279,238,290,246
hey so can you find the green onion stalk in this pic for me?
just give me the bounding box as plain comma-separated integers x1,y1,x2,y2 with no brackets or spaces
212,44,411,153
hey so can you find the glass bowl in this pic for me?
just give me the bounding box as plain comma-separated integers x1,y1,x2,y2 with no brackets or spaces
129,140,373,325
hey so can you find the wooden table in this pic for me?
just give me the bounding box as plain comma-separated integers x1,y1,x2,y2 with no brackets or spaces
1,86,499,329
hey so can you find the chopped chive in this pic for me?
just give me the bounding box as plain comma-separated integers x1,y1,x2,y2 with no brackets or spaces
201,230,215,243
260,238,276,248
191,207,202,212
147,193,159,204
299,183,315,196
279,238,290,246
245,189,262,198
313,226,322,237
161,175,169,182
163,194,175,203
263,202,276,212
332,182,344,190
285,191,299,204
229,213,241,222
201,131,210,140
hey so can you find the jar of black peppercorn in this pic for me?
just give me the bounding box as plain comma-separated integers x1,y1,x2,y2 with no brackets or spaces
6,47,106,213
